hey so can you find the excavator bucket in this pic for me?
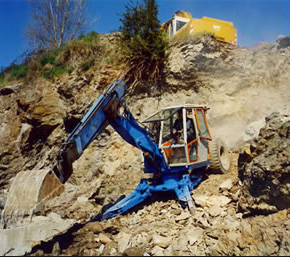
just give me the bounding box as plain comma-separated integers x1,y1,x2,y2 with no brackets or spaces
1,79,128,228
2,168,64,228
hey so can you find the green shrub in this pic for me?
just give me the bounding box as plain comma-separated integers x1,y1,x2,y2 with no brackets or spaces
119,0,168,85
0,72,5,85
67,66,74,74
39,46,67,66
40,54,56,66
80,31,99,44
57,32,100,67
10,64,29,80
80,60,94,71
42,66,72,80
0,64,29,84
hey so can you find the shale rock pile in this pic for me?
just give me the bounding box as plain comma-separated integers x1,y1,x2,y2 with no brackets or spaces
238,112,290,215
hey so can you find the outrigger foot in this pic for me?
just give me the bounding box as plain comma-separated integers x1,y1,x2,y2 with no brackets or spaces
101,179,152,220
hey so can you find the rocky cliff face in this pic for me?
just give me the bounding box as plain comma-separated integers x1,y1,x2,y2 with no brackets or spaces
238,112,290,215
0,34,289,256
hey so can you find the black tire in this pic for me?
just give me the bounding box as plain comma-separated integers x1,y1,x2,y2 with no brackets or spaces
208,137,230,174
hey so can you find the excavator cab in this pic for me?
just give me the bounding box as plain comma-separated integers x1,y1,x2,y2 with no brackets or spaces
143,105,212,168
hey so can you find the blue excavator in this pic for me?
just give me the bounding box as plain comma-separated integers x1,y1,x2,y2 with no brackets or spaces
2,80,230,227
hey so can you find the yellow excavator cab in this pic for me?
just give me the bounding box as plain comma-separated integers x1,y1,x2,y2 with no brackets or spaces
161,10,237,45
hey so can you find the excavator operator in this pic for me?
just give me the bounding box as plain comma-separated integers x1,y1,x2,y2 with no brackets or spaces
172,109,196,144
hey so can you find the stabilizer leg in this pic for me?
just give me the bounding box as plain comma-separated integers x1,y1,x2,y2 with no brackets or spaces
101,179,152,220
175,183,196,214
174,174,203,214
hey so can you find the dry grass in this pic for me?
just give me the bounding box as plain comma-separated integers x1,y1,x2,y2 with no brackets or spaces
57,33,101,69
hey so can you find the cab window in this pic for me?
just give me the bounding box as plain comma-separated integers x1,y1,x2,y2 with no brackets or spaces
195,108,211,139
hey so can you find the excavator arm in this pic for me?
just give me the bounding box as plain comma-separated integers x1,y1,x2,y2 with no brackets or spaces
109,109,168,174
52,79,167,184
2,80,167,227
52,79,128,183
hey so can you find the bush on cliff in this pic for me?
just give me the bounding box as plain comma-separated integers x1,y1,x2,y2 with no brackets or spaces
118,0,168,87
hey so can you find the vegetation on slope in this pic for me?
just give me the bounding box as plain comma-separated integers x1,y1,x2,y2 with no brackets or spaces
0,32,100,85
0,0,169,92
118,0,169,87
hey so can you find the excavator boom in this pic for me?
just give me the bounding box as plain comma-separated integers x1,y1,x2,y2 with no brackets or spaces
52,79,128,183
2,80,128,228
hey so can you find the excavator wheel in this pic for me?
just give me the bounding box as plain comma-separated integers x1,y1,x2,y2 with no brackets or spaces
208,137,231,174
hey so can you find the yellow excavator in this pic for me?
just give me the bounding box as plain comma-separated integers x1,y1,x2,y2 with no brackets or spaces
161,10,237,45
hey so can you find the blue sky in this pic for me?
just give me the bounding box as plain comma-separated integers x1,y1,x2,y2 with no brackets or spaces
0,0,289,69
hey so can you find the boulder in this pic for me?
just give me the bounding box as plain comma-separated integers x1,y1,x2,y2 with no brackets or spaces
0,218,75,256
276,35,290,49
219,179,233,191
152,233,172,248
238,112,290,214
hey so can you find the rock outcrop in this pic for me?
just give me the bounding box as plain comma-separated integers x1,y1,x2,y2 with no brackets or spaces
238,112,290,215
